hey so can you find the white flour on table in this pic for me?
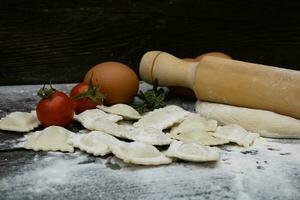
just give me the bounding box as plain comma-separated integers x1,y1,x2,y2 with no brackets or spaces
1,83,300,199
1,137,300,200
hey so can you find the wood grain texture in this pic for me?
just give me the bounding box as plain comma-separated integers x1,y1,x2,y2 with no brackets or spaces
1,0,300,85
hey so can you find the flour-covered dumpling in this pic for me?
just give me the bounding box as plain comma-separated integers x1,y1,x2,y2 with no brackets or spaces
78,129,91,134
23,126,75,152
82,118,172,145
74,109,123,132
117,120,134,127
0,111,40,132
80,118,126,138
133,105,190,130
168,114,226,145
68,131,119,156
170,114,218,135
98,104,141,120
125,127,172,146
211,124,259,147
74,109,123,124
165,140,220,162
111,141,172,165
117,120,135,131
167,130,229,146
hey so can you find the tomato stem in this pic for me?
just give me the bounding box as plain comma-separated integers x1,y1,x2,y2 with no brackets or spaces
37,84,56,99
71,80,106,102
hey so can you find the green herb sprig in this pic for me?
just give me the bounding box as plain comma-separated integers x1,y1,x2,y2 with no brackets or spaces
131,79,167,114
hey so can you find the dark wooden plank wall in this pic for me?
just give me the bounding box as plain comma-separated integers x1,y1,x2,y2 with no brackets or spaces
1,0,300,85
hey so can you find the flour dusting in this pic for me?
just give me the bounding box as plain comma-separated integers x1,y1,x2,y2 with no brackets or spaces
2,137,299,200
1,83,300,200
1,151,100,195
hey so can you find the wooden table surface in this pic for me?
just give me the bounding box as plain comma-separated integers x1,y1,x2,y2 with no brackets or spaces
0,83,300,200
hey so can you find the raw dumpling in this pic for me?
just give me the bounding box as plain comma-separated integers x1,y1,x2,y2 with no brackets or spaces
79,118,126,138
170,114,218,135
74,109,123,124
117,120,134,131
164,140,220,162
167,130,229,146
74,109,123,134
117,120,134,127
0,111,40,132
78,129,91,134
111,141,172,165
168,114,226,145
211,124,259,147
68,131,119,156
133,105,190,130
98,104,141,120
196,101,300,139
80,118,172,145
124,127,172,146
23,126,75,152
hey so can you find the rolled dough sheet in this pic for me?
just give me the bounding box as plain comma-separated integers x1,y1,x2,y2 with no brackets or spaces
195,101,300,139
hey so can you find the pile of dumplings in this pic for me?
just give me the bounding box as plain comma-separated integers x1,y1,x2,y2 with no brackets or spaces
0,104,259,166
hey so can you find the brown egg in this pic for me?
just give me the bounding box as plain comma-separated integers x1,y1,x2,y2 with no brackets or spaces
195,52,232,61
84,62,139,106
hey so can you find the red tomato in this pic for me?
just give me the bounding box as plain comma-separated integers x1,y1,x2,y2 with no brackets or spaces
70,82,105,114
36,90,74,127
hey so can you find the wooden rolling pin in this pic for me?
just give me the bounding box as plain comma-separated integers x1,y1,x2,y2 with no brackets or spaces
139,51,300,119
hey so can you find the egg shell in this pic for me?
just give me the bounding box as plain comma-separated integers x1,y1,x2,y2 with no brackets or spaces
84,62,139,106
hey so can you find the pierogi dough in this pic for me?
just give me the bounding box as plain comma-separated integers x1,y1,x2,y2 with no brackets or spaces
134,105,190,130
0,111,40,132
195,101,300,138
98,104,141,120
24,126,75,152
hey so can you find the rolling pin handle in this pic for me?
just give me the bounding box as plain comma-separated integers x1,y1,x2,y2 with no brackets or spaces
139,51,198,88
